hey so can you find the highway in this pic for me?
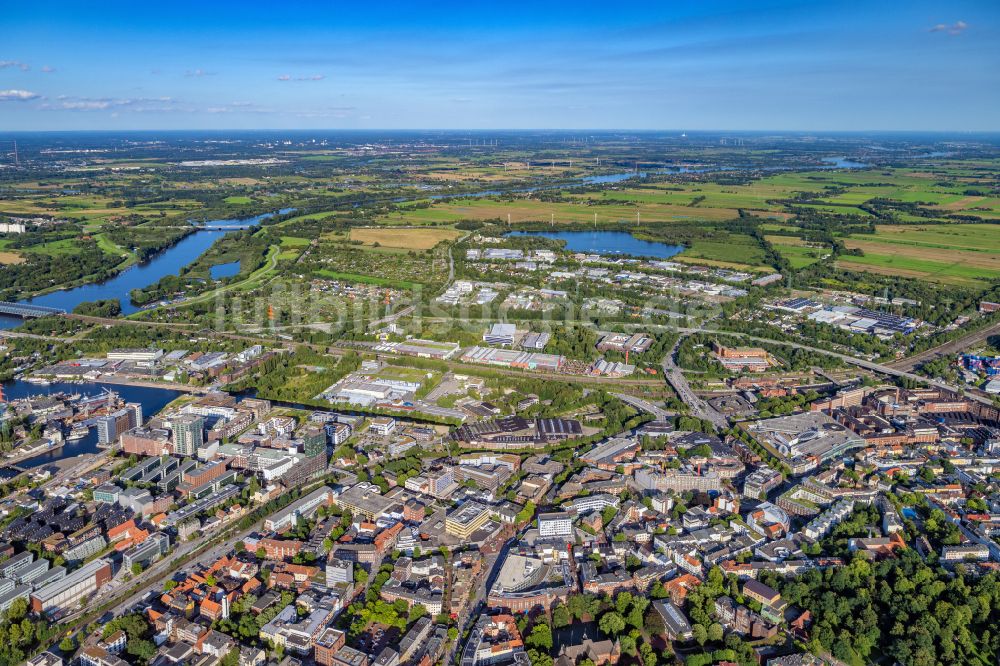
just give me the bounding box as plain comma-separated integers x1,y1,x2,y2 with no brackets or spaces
612,392,673,420
676,326,998,408
367,305,415,331
660,337,730,430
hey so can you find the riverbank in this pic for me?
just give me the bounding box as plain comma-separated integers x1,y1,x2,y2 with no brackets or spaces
90,374,210,394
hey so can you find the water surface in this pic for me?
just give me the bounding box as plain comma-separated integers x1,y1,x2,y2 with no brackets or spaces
0,379,181,469
506,230,685,259
0,208,292,329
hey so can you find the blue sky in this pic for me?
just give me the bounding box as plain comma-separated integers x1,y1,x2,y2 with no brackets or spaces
2,0,998,131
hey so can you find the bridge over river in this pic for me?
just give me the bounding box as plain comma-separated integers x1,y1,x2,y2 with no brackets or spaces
0,301,66,318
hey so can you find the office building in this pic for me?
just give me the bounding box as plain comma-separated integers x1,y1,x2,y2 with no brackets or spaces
171,414,205,457
326,557,353,586
30,559,112,615
96,408,137,445
537,511,574,538
445,501,490,538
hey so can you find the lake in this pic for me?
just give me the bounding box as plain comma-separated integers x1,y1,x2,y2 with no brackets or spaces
506,230,685,259
0,208,292,330
210,261,241,280
0,379,181,469
821,156,868,169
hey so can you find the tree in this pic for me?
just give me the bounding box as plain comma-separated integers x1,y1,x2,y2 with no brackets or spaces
552,604,572,629
59,635,76,652
692,623,708,646
127,639,157,662
639,641,657,666
409,604,427,623
650,581,669,599
527,622,553,651
707,623,723,643
599,612,626,637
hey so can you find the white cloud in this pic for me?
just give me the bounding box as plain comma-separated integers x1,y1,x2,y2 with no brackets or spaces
294,105,356,118
277,73,325,82
205,101,272,114
41,95,181,112
185,68,216,77
0,89,40,101
0,60,30,71
929,20,968,36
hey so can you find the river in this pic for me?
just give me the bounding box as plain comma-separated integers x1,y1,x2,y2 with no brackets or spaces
0,208,293,330
0,379,182,471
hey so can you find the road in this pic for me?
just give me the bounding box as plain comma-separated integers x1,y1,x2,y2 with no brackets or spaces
675,326,998,407
367,305,415,331
104,520,261,619
612,392,672,420
888,318,1000,372
0,328,74,343
660,337,730,430
453,537,513,666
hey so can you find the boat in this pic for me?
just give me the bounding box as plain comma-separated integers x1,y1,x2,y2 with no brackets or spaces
24,377,52,386
66,425,89,441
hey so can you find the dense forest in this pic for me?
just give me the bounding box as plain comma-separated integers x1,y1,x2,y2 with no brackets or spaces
762,552,1000,666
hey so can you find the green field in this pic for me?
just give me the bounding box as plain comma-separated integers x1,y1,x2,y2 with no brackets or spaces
380,197,740,226
674,233,770,270
840,224,1000,286
314,269,422,290
769,240,830,268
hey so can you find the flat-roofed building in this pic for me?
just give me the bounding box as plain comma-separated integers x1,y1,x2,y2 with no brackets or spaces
653,600,693,640
30,558,112,615
445,501,490,539
314,627,347,666
331,645,369,666
265,486,336,532
335,484,394,521
537,511,573,538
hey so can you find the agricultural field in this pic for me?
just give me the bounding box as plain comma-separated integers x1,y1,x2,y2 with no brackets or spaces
765,235,830,268
380,197,740,226
675,234,771,271
0,251,24,265
839,224,1000,287
418,162,581,182
349,227,463,250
